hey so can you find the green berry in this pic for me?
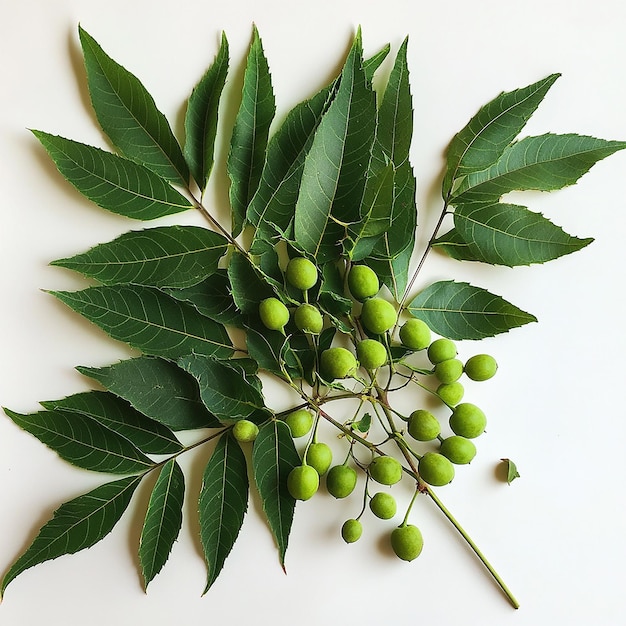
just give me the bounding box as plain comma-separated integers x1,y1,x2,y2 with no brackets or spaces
369,492,397,520
360,298,397,335
408,409,440,441
285,409,314,438
369,456,402,486
449,403,487,439
294,303,323,334
390,525,423,561
341,518,363,543
436,382,465,406
418,452,455,486
464,354,498,381
434,358,464,384
232,419,259,443
326,464,358,498
356,339,387,371
440,436,477,465
399,319,431,351
305,442,333,475
259,297,289,332
320,347,358,380
427,338,457,364
348,265,379,301
286,257,318,291
287,465,320,500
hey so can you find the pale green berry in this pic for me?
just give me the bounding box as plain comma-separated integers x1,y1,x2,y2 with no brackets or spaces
305,442,333,475
427,338,457,364
286,257,318,291
390,525,423,561
287,465,319,500
369,492,397,520
232,419,259,443
440,436,476,465
356,339,387,371
464,354,498,381
320,347,358,380
408,409,440,441
259,297,289,332
326,464,357,498
434,358,464,384
348,265,379,301
436,382,465,406
285,409,314,438
449,403,487,439
369,456,402,486
361,298,397,335
399,318,431,351
294,303,323,334
341,518,363,543
418,452,455,486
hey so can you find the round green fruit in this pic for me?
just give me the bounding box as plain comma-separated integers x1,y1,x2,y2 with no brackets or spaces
287,465,320,501
427,338,457,364
464,354,498,381
348,265,379,301
434,358,464,384
294,304,323,334
286,257,318,291
436,382,465,406
369,492,397,520
356,339,387,371
399,318,431,351
259,297,290,332
418,452,455,486
341,518,363,543
449,403,487,439
305,442,333,475
390,525,423,562
285,409,314,438
360,298,397,335
440,436,477,465
369,456,402,486
326,464,358,499
408,409,440,441
320,347,358,380
232,419,259,443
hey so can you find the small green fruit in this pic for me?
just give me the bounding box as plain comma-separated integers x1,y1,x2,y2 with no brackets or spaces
427,338,457,364
440,436,477,465
369,492,397,520
434,358,464,384
326,464,357,498
408,409,440,441
356,339,387,371
341,518,363,543
390,525,423,561
464,354,498,381
320,347,358,380
418,452,455,486
286,257,318,291
305,442,333,475
399,319,431,351
285,409,314,438
232,419,259,443
294,303,323,334
449,403,487,439
360,298,397,335
287,465,320,501
436,382,465,406
348,265,379,301
369,456,402,485
259,297,289,332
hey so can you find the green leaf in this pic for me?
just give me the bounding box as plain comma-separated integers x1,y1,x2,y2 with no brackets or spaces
139,459,185,588
77,357,220,430
1,475,141,597
453,202,594,266
451,133,626,204
52,226,228,288
432,228,480,262
199,433,248,592
79,26,189,185
41,391,182,455
500,458,521,484
443,74,560,198
178,354,265,423
228,26,276,237
227,250,276,315
3,408,153,474
32,131,194,220
251,420,300,567
50,285,233,360
245,326,305,381
362,44,391,83
406,280,537,340
184,32,229,190
352,413,372,433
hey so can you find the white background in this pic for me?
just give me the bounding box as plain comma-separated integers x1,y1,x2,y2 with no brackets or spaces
1,1,625,624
